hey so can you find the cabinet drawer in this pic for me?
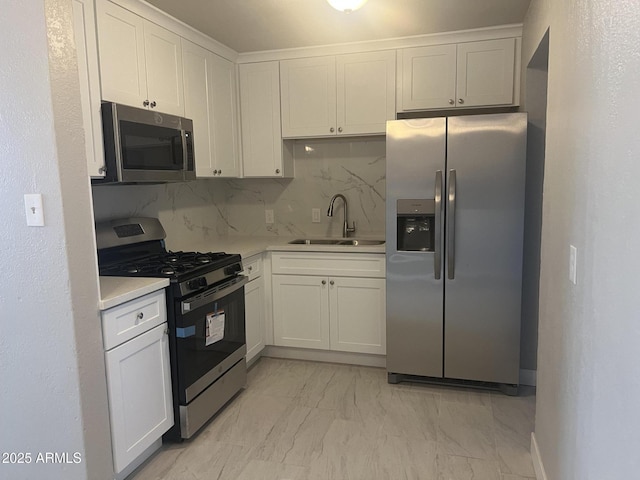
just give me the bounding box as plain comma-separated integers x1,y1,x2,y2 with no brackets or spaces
241,255,262,281
271,253,385,278
102,289,166,350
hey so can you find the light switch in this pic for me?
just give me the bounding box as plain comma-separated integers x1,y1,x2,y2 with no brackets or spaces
265,209,274,224
24,194,45,226
312,208,321,223
569,244,577,285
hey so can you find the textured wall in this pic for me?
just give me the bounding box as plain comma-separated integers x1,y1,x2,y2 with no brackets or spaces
0,1,112,479
523,1,640,478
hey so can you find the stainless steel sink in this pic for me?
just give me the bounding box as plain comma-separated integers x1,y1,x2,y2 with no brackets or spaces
337,239,385,246
288,239,342,245
288,238,385,246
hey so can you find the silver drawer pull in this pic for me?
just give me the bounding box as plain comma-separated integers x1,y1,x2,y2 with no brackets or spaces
136,312,144,320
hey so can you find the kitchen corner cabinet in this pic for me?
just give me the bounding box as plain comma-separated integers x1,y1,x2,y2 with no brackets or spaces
271,253,386,355
398,38,516,111
97,1,185,116
101,289,173,474
239,61,293,177
183,39,239,178
242,255,265,363
72,0,105,178
280,51,396,138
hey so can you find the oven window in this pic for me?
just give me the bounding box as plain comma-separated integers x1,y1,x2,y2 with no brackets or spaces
174,286,245,399
119,120,183,170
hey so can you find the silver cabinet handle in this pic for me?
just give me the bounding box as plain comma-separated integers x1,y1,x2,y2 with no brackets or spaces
448,99,454,105
275,169,280,174
218,169,222,175
136,312,144,320
329,280,335,286
337,127,343,133
321,280,327,285
458,98,464,104
150,101,157,108
447,169,457,280
213,169,218,175
434,170,443,280
248,266,253,272
143,100,150,107
330,127,335,133
98,165,106,174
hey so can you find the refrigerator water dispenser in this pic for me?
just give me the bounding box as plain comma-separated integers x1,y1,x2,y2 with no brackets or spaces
397,199,435,251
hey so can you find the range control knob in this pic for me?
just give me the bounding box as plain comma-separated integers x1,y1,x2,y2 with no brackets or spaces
187,277,207,290
224,263,242,276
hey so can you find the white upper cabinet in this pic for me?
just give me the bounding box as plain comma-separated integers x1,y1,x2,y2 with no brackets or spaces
97,1,184,116
182,39,239,178
280,51,396,138
280,56,336,138
71,0,105,178
398,38,517,111
456,38,516,107
239,61,292,178
336,51,396,136
398,44,457,110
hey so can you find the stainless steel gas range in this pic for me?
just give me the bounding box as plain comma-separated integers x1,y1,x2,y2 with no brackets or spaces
96,217,247,440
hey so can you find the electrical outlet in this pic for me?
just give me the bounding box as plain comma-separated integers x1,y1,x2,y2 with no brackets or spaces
312,208,321,223
265,209,274,224
24,194,44,226
569,244,577,285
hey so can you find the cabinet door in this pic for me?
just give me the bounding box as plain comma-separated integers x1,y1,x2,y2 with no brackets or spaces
336,51,396,135
280,56,336,138
182,39,214,176
72,0,105,178
398,44,457,111
105,323,173,474
329,277,386,355
97,1,147,109
143,20,185,116
239,62,283,177
272,275,329,349
245,278,265,363
456,38,515,107
210,54,240,177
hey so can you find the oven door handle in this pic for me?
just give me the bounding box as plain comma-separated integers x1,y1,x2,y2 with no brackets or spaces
181,276,248,313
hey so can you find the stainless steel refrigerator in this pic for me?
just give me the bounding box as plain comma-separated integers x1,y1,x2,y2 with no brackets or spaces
385,113,526,390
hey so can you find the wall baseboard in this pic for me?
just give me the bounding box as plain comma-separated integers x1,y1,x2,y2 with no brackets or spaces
520,368,537,386
531,432,548,480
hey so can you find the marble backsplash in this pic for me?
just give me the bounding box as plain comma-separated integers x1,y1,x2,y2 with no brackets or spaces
91,180,222,251
91,136,386,248
219,137,386,238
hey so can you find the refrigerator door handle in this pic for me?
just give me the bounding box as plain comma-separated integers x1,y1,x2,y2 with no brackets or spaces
434,170,443,279
447,169,457,280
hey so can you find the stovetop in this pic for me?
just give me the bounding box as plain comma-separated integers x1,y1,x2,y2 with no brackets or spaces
99,251,234,278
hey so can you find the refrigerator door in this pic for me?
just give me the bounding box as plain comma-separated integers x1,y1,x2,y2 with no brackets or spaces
444,113,526,384
386,118,446,378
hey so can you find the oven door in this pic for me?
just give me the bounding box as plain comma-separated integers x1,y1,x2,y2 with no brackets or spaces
174,276,248,404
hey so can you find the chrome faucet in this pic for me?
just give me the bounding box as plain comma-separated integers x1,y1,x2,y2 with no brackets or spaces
327,193,356,238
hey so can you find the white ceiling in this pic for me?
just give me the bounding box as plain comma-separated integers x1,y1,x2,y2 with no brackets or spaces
145,0,531,53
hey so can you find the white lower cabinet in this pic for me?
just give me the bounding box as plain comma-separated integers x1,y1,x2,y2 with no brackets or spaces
243,255,265,363
102,290,173,474
271,253,386,355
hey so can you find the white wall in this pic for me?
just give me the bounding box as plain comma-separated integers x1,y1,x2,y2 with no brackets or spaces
0,1,112,479
522,1,640,478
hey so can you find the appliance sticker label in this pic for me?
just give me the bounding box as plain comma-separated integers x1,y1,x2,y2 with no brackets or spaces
205,309,225,346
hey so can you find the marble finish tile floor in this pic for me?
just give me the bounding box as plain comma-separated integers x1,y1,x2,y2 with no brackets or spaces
131,357,536,480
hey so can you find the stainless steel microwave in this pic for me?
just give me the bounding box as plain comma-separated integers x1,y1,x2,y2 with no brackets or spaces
93,102,195,184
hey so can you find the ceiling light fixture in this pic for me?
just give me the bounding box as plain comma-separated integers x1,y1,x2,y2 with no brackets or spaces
327,0,369,14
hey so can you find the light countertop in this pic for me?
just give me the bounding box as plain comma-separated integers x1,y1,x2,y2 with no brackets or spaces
99,235,384,310
99,276,170,311
185,235,386,259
